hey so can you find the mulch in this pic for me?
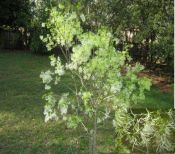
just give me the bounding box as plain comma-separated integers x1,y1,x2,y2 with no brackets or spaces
139,70,174,93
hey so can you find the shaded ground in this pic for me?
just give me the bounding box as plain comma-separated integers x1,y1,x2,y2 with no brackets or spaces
140,70,173,93
0,51,174,153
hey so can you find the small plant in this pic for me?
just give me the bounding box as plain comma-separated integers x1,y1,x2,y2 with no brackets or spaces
114,108,175,153
40,6,151,154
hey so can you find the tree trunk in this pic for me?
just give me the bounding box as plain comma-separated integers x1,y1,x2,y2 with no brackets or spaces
92,110,97,154
89,110,97,154
89,130,93,154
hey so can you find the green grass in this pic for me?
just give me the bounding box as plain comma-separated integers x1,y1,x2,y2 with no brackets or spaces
136,86,173,110
0,52,173,154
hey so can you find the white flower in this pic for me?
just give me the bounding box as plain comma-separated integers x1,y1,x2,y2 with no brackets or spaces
72,63,78,70
45,85,51,90
110,82,122,93
54,77,60,85
50,55,57,66
104,91,108,96
60,106,68,115
44,112,58,122
97,118,102,124
112,120,116,127
67,63,77,70
91,76,95,80
40,70,53,84
40,35,43,40
41,23,45,27
44,106,58,122
62,116,67,121
117,72,121,77
83,73,90,80
65,63,70,70
78,67,83,73
55,67,65,76
104,108,110,119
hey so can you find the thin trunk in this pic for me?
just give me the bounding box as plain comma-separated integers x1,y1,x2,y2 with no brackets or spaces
145,37,149,65
92,110,97,154
89,131,93,154
89,110,97,154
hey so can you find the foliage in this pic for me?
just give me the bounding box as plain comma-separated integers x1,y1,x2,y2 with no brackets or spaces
29,0,82,53
29,0,53,52
40,7,82,51
114,108,175,153
30,27,48,53
40,7,151,153
0,0,32,28
69,0,174,68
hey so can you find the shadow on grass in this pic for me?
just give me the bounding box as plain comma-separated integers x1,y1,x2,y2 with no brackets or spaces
0,137,83,154
0,116,90,154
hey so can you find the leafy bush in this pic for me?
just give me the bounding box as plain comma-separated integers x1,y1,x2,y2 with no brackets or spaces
114,108,175,153
30,30,47,53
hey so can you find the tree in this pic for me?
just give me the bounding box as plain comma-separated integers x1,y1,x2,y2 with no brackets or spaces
0,0,32,28
40,7,151,153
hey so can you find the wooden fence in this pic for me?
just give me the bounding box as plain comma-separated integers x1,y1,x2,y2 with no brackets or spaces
0,30,23,49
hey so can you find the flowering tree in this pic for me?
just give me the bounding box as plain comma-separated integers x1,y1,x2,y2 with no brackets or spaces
40,6,152,154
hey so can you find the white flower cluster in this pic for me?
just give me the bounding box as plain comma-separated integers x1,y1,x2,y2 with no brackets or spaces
110,81,123,93
41,23,45,27
58,93,69,118
44,106,58,122
40,56,65,90
65,63,78,70
50,55,65,76
71,45,91,66
43,10,82,48
55,65,64,76
40,70,53,90
43,94,58,122
97,108,110,124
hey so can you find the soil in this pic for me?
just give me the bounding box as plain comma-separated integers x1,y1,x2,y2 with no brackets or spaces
139,70,174,93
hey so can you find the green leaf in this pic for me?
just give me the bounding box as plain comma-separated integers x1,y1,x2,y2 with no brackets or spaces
58,3,65,9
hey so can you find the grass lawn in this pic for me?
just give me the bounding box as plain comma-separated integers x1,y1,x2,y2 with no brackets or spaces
0,52,174,154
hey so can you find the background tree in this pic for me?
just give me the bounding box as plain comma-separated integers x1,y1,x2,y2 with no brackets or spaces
0,0,33,48
68,0,174,71
0,0,32,28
